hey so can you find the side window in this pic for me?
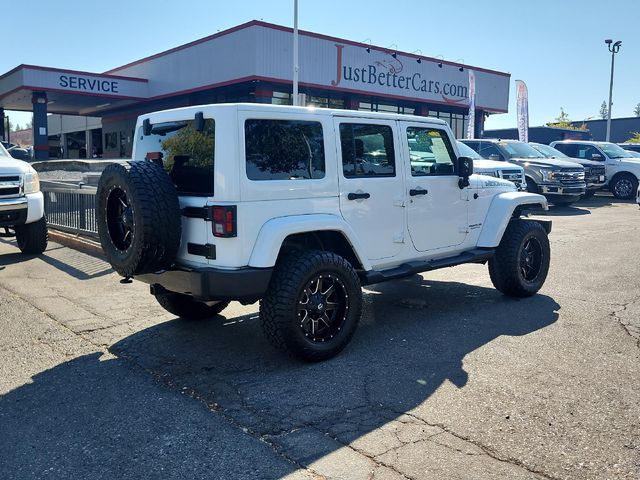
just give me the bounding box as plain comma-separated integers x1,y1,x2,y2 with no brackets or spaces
478,143,504,160
406,127,455,176
576,145,599,160
245,119,325,181
556,144,577,157
340,123,395,178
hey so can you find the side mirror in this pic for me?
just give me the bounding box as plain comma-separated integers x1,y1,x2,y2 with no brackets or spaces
457,156,473,189
591,153,603,161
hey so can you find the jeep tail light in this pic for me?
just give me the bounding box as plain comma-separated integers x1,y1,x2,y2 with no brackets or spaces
212,206,237,238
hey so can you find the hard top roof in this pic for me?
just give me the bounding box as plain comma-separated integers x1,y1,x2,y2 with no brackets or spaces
139,103,449,125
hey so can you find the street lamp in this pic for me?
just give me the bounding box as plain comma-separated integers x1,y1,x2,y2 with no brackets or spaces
605,39,622,142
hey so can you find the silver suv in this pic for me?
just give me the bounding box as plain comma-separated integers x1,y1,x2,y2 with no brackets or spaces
461,139,586,206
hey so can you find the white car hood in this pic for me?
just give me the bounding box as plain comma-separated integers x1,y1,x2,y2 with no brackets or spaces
474,159,521,171
0,157,33,175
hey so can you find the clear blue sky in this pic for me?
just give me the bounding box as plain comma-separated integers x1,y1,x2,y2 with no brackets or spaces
5,0,639,132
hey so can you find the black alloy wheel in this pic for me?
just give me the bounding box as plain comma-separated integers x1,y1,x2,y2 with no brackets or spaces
106,187,135,251
519,237,543,283
297,273,349,343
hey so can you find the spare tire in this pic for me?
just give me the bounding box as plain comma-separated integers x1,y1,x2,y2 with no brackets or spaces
96,161,181,277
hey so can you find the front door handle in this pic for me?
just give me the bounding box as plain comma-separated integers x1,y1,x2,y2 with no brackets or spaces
347,192,371,200
409,188,428,196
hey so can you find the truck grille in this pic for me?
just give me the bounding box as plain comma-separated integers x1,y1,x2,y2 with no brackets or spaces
498,169,525,190
586,166,606,183
0,175,22,199
557,169,585,185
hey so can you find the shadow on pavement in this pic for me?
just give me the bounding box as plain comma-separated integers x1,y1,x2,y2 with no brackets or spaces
0,352,305,480
546,205,591,216
0,239,111,280
102,277,560,468
0,275,560,477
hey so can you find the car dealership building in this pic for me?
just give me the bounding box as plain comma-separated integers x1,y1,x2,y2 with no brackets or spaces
0,20,510,160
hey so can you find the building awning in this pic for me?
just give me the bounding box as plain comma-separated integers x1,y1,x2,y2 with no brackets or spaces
0,65,149,115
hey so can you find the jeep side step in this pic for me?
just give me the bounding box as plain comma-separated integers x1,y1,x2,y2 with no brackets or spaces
360,248,495,286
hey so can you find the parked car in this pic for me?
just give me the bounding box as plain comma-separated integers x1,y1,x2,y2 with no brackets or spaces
95,104,552,361
460,139,586,206
617,143,640,154
7,146,31,161
529,142,606,198
551,140,640,200
456,141,526,190
0,142,47,254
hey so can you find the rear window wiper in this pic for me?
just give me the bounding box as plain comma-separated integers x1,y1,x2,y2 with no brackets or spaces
150,122,188,136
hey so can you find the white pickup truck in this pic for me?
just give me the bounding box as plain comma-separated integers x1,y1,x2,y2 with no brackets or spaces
0,143,47,254
96,104,552,361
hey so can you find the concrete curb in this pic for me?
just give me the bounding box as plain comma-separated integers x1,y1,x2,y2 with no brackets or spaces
32,159,127,173
48,229,105,258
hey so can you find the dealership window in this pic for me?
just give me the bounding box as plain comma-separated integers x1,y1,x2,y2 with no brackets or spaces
340,123,395,178
358,101,414,115
431,111,467,139
273,92,292,105
245,119,325,180
308,96,344,109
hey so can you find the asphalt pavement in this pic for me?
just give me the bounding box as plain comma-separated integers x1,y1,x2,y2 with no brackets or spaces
0,194,638,480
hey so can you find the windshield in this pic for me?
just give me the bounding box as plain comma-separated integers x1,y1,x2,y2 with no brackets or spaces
498,141,546,159
456,141,482,159
601,142,633,159
532,143,568,158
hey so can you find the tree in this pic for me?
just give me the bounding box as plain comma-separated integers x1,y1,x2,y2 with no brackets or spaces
546,108,587,131
624,132,640,143
599,101,608,119
634,103,640,117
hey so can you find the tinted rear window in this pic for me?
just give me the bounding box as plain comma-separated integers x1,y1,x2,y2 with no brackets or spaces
136,118,215,196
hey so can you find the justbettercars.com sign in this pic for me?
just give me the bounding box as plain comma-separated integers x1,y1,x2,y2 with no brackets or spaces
330,44,468,102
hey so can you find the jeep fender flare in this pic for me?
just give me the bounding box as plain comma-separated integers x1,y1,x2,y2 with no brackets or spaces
476,192,549,248
248,214,372,270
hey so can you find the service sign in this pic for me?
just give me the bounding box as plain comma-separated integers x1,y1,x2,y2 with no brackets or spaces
21,66,149,99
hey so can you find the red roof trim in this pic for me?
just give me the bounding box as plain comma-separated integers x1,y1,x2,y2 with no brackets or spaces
104,20,510,78
0,64,148,83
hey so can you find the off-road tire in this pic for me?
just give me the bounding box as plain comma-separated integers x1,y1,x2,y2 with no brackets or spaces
488,219,550,298
15,216,48,254
260,250,362,362
96,161,181,277
155,292,230,319
610,173,638,200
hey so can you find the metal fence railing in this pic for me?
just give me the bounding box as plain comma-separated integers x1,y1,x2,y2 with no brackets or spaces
41,180,98,238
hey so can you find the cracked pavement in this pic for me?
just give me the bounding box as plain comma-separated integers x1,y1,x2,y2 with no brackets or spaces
0,195,639,479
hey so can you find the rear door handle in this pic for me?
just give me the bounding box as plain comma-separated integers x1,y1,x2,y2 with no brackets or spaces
409,188,428,196
347,192,371,200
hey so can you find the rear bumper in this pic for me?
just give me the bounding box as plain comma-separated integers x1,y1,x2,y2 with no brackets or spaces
137,266,273,302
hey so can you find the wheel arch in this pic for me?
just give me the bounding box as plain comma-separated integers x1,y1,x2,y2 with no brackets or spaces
476,192,549,248
248,214,372,271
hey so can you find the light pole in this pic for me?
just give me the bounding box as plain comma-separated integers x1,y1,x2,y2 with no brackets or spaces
605,39,622,142
292,0,299,106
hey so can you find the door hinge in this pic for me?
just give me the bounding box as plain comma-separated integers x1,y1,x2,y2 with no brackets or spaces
393,198,406,207
393,234,404,243
182,206,211,221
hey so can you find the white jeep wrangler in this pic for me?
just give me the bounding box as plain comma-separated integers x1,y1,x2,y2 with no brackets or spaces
96,104,551,361
0,142,47,254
